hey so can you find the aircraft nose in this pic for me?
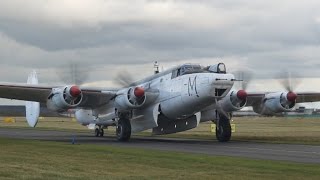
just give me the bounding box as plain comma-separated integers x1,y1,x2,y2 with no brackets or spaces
208,74,235,96
211,74,235,86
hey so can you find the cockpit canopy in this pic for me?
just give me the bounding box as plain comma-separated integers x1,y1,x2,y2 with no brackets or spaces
207,63,226,74
180,64,202,75
171,64,202,78
171,63,227,79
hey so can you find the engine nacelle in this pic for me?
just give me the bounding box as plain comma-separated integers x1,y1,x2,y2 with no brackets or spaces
114,87,146,110
219,90,247,112
47,86,83,111
253,92,297,115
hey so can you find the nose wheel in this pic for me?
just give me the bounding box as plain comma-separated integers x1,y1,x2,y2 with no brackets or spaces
215,113,231,142
94,126,104,137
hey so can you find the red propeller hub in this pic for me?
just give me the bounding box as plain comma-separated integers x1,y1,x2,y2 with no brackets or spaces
70,86,81,97
237,90,248,100
134,87,145,98
287,92,297,102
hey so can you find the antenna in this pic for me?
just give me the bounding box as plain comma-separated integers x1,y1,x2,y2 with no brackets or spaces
154,61,159,74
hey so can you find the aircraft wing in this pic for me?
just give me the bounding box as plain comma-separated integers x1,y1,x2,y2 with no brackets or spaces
0,83,118,108
246,92,320,106
245,93,265,106
296,92,320,103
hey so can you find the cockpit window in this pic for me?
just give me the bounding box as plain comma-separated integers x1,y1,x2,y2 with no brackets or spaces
171,69,178,79
218,63,226,73
171,64,203,78
171,63,227,78
180,64,202,75
207,63,227,74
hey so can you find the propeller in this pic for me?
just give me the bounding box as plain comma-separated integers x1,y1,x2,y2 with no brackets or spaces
63,85,82,105
277,71,301,92
55,61,90,115
134,87,145,98
233,70,253,91
214,70,252,119
114,69,160,107
276,71,300,103
127,86,146,106
231,70,251,107
114,62,160,88
69,86,82,97
57,61,91,86
114,70,135,87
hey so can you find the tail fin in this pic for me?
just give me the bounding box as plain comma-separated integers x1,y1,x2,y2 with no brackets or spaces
25,70,40,127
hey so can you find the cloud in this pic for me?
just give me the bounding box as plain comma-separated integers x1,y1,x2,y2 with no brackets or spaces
0,0,233,29
0,0,320,89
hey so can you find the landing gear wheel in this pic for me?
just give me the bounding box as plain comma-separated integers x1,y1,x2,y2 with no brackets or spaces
116,118,131,141
95,128,100,137
216,113,231,142
100,129,104,137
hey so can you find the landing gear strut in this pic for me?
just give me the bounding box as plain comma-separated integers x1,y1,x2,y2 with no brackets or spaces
116,118,131,141
94,126,104,137
215,113,231,142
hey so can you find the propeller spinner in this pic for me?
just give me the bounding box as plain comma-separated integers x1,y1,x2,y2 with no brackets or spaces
69,85,82,97
286,91,297,102
237,90,248,100
134,87,145,98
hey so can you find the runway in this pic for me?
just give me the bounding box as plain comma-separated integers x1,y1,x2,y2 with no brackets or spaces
1,127,320,164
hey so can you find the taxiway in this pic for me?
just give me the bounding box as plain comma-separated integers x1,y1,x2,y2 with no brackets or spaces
0,127,319,164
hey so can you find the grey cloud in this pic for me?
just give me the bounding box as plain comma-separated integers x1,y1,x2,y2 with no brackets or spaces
0,0,320,87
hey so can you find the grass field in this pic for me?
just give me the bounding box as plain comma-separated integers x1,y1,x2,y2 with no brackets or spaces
1,116,320,145
0,137,320,180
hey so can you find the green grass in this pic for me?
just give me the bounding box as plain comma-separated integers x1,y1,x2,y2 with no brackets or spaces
0,137,320,180
167,116,320,145
0,117,86,132
1,116,320,145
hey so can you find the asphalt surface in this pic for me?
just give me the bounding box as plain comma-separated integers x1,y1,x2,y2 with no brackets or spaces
1,127,320,164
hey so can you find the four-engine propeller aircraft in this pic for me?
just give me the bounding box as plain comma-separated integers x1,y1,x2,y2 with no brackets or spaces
1,62,320,142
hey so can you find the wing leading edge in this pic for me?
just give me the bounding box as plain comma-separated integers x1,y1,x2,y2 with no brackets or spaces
0,83,118,108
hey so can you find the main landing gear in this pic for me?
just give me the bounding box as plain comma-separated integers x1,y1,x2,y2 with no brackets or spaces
116,118,131,141
92,116,132,141
95,126,104,137
215,113,232,142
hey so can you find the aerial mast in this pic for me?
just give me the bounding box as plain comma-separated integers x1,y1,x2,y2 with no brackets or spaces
154,61,159,74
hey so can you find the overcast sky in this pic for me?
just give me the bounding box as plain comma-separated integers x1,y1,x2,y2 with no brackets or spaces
0,0,320,93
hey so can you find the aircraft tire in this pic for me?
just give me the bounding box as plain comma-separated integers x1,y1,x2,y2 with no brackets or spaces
100,129,104,137
216,114,231,142
95,128,100,137
116,118,131,141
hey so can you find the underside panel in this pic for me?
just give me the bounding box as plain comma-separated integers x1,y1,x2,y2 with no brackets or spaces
153,112,200,135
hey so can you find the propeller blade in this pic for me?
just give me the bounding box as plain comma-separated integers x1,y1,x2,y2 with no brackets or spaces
114,70,135,87
276,71,301,92
57,61,91,86
233,70,253,90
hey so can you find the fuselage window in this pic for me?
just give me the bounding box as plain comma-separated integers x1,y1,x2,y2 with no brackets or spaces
171,69,180,79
